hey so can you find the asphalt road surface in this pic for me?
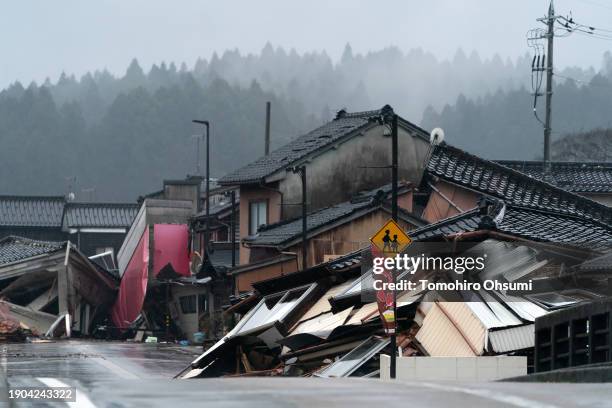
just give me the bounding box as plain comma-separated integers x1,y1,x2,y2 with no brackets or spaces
1,340,611,408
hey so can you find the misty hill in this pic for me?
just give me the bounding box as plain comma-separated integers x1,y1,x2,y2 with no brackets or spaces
421,66,612,161
553,129,612,161
0,44,608,200
0,77,316,201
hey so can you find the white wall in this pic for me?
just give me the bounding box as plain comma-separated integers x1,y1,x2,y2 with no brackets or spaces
380,355,526,381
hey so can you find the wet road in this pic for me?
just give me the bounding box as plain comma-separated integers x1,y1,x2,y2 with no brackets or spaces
1,341,611,407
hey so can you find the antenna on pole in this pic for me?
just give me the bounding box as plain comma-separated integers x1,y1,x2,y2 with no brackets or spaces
528,0,600,177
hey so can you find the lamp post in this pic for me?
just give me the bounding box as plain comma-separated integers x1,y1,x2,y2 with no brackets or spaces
382,107,399,379
192,120,210,258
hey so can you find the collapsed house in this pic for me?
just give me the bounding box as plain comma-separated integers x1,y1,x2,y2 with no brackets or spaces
179,203,612,378
0,236,117,338
112,176,236,342
179,138,612,379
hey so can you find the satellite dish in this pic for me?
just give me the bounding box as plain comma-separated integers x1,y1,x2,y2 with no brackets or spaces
430,128,445,145
190,252,203,275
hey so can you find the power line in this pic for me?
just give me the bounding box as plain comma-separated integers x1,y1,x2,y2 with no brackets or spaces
572,0,612,12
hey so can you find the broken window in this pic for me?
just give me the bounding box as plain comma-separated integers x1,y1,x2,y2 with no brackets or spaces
315,336,390,378
249,201,267,234
179,295,197,314
234,283,317,337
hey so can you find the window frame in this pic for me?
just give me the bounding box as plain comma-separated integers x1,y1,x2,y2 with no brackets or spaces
233,283,318,337
248,199,269,235
179,295,197,314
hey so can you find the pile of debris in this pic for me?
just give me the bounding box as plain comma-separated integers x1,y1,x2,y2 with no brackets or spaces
0,301,33,342
0,236,118,339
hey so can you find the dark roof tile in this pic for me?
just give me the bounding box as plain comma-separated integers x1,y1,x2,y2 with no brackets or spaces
63,203,139,228
0,236,65,265
219,106,429,185
411,205,612,249
427,144,612,225
0,196,65,227
497,160,612,193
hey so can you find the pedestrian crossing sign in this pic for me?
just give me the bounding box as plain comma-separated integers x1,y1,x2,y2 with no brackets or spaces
370,219,411,255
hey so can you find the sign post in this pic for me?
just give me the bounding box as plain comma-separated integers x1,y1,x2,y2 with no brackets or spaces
370,219,411,379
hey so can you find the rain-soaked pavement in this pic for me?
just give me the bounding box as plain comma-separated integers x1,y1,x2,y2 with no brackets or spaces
1,340,612,407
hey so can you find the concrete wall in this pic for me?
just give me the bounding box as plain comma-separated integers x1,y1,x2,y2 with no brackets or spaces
163,181,201,214
279,125,429,221
380,355,527,381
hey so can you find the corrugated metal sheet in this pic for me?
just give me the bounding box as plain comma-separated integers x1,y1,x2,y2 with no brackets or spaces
489,324,535,353
347,302,378,325
496,292,547,322
299,281,353,322
290,307,353,337
415,303,478,357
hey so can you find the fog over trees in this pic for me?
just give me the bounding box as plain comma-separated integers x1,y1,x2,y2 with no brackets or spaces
1,44,610,200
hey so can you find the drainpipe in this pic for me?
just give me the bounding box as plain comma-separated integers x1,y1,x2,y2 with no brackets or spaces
258,180,284,221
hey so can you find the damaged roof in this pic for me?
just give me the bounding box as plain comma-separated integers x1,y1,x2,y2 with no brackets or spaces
219,106,429,185
244,184,423,248
63,202,139,229
411,204,612,249
497,160,612,193
427,144,612,225
0,195,65,227
0,236,65,265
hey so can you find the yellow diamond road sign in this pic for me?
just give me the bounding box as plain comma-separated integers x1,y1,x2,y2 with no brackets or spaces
370,219,412,255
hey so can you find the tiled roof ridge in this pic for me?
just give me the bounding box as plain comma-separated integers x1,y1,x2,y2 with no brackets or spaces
410,208,481,238
431,143,612,225
335,108,384,119
0,195,65,201
65,202,139,208
0,235,65,248
497,160,612,169
503,203,612,231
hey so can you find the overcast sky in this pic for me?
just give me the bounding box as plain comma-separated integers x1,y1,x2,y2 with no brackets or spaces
2,0,612,88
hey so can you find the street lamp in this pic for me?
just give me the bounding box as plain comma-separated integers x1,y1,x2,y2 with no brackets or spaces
192,119,210,258
381,107,399,380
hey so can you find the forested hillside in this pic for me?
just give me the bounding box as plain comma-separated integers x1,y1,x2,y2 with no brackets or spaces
553,129,612,161
0,44,607,200
421,52,612,160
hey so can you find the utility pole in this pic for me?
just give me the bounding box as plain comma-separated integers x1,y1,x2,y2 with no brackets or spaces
230,189,236,268
300,167,307,270
391,114,398,222
390,113,398,380
544,0,554,174
291,166,308,270
193,120,210,258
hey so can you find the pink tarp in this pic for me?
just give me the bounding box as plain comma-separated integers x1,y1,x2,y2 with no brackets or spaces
152,224,190,277
111,228,149,329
